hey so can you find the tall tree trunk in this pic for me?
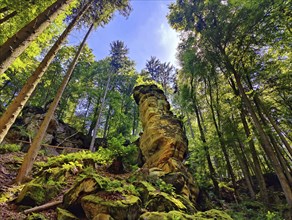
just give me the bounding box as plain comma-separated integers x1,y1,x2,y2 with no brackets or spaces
191,99,220,195
0,2,91,144
0,0,74,74
245,75,292,157
186,110,195,139
16,24,94,184
205,77,238,197
229,64,292,208
221,48,292,206
229,115,256,199
240,110,268,202
89,74,111,151
82,97,92,131
103,106,112,138
0,11,17,24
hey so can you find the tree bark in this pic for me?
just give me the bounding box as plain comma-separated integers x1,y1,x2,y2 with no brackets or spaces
0,2,91,144
0,11,17,24
0,7,9,14
16,24,94,183
0,0,74,74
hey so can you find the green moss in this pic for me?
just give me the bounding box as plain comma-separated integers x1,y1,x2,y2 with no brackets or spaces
219,182,234,192
26,213,47,220
0,144,21,153
16,183,46,206
82,194,140,208
139,211,194,220
57,207,78,220
81,194,141,220
146,192,187,212
195,209,233,219
63,177,106,208
16,177,62,206
140,210,233,220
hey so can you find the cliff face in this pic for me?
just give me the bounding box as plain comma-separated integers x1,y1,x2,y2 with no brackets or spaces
133,84,199,203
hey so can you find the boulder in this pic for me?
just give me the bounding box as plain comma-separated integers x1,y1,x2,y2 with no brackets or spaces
139,209,233,220
63,177,106,212
57,207,79,220
81,193,141,220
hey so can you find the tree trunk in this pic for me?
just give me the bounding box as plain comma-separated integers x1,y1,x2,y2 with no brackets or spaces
16,24,94,184
0,11,17,24
205,77,238,197
0,7,9,13
245,75,292,157
0,0,74,74
230,65,292,208
229,115,255,199
0,2,91,144
89,74,112,151
240,110,268,201
82,97,92,131
103,106,111,138
192,97,220,195
186,110,195,139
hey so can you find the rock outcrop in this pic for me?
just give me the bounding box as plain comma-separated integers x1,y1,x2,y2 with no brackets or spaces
133,84,199,203
2,106,107,152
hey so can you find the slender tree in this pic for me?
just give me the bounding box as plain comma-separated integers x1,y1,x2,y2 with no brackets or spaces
0,0,74,74
0,2,92,144
16,23,94,183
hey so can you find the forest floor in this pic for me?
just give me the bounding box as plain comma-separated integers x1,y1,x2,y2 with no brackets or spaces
0,151,132,220
0,151,290,220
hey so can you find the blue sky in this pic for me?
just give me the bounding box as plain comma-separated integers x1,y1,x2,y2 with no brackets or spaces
69,0,179,71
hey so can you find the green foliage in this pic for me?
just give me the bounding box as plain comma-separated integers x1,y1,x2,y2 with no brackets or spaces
0,144,21,153
228,200,285,220
107,134,138,166
155,179,175,194
36,150,113,170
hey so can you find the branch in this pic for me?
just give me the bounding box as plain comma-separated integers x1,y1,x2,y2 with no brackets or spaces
23,200,62,214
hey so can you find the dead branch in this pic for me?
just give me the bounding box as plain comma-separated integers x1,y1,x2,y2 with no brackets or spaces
23,200,62,214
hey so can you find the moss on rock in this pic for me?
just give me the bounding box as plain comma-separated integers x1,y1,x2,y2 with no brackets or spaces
63,176,107,215
195,209,233,219
139,209,232,220
81,193,141,220
145,192,187,212
16,183,47,206
57,207,79,220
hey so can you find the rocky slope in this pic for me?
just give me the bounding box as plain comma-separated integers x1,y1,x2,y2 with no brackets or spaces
0,85,234,219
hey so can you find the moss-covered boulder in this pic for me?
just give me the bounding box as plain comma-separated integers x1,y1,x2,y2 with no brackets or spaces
57,208,79,220
145,192,187,212
139,209,233,220
63,176,106,213
134,181,156,205
16,181,60,206
81,193,141,220
195,209,233,219
139,210,194,220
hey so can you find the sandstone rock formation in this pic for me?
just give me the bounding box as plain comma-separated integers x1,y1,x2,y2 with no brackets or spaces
133,84,199,203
